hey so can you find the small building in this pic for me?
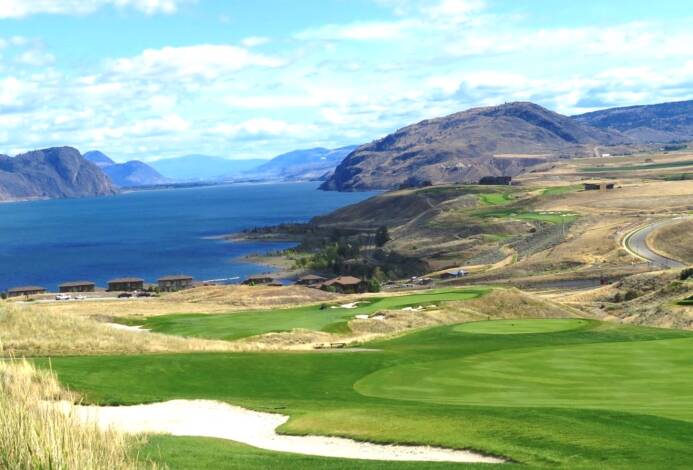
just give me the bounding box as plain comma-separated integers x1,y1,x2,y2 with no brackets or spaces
583,182,615,191
59,281,96,293
157,275,194,292
107,277,145,292
242,275,274,286
479,176,512,186
7,286,47,298
322,276,367,294
296,274,327,286
439,269,466,280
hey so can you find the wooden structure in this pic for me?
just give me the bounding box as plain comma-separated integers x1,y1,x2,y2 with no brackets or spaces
583,182,615,191
242,275,274,286
107,277,144,292
7,286,47,298
321,276,367,294
157,275,194,292
59,281,96,293
479,176,512,185
296,274,327,286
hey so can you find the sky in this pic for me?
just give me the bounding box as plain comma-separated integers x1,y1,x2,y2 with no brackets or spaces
0,0,691,162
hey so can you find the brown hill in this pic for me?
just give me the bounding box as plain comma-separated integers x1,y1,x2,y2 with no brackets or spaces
0,147,118,201
320,102,629,191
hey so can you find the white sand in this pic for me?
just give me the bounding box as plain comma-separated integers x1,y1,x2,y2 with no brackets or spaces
61,400,504,463
105,323,149,333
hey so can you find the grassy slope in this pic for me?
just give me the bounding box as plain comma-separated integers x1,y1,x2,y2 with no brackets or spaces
583,159,693,172
134,289,489,341
39,320,693,469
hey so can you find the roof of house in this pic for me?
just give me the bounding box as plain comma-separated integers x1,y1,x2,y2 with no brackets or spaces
59,281,96,287
7,286,46,293
108,277,144,284
158,275,193,282
324,276,363,286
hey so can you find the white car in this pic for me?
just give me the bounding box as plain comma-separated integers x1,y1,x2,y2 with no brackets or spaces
55,294,71,301
74,295,87,300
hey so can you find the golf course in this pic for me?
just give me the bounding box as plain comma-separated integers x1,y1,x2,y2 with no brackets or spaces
38,317,693,469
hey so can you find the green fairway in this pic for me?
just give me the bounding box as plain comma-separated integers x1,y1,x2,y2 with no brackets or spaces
38,319,693,468
133,288,489,341
356,337,693,421
475,208,577,224
584,159,693,173
479,193,513,205
453,318,589,335
541,185,582,196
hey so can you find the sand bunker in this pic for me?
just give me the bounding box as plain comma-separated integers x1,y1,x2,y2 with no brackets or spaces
105,323,149,333
61,400,503,463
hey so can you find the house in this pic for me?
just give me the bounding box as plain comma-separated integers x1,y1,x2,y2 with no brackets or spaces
479,176,512,186
59,281,96,293
296,274,327,286
107,277,145,292
321,276,367,294
242,275,274,286
583,182,615,191
157,275,194,292
6,286,47,298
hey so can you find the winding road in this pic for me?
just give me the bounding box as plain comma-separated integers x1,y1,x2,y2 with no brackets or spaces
623,218,689,269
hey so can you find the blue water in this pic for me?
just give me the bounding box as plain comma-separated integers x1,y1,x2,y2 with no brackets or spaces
0,183,376,291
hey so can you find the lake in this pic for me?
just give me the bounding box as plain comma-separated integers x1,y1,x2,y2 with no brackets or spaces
0,182,376,292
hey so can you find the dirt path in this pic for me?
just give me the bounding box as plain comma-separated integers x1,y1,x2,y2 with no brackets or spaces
60,400,504,464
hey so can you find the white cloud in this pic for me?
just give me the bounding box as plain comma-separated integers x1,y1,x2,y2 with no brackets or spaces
108,44,285,81
0,0,190,18
212,118,316,139
296,20,414,41
241,36,270,47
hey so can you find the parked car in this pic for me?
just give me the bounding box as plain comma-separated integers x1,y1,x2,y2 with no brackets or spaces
135,291,152,298
117,292,133,299
55,294,71,301
74,295,87,300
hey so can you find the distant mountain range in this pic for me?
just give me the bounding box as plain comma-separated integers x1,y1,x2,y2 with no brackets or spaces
84,151,167,188
572,100,693,143
321,102,630,191
150,155,266,181
242,146,358,181
0,147,117,202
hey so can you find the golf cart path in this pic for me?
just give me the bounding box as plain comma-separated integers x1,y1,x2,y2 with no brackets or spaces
623,217,689,269
59,399,504,464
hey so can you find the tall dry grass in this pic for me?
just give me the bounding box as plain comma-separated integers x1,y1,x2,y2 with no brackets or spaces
0,303,251,357
0,359,148,469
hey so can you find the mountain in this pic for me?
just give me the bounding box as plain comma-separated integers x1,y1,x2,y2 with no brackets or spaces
83,150,115,168
0,147,118,202
572,100,693,143
244,145,357,181
320,102,629,191
84,151,167,187
151,155,266,181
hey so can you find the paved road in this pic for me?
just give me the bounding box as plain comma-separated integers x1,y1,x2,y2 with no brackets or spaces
624,218,689,269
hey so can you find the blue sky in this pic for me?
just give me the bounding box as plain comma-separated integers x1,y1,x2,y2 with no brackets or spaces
0,0,691,162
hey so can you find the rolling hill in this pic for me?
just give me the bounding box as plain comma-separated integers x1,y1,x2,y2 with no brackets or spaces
0,147,118,201
573,100,693,143
151,155,266,181
320,102,630,191
84,151,167,188
244,145,357,181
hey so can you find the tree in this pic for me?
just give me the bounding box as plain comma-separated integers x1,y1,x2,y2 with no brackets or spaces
375,226,391,247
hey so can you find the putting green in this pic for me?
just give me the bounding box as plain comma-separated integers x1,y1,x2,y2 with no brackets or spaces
453,318,589,335
355,337,693,422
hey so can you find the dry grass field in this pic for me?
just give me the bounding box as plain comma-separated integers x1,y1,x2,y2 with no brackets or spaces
0,359,149,469
647,218,693,265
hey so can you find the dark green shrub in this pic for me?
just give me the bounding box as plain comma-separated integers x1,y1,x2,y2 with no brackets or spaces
680,268,693,281
624,290,639,301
